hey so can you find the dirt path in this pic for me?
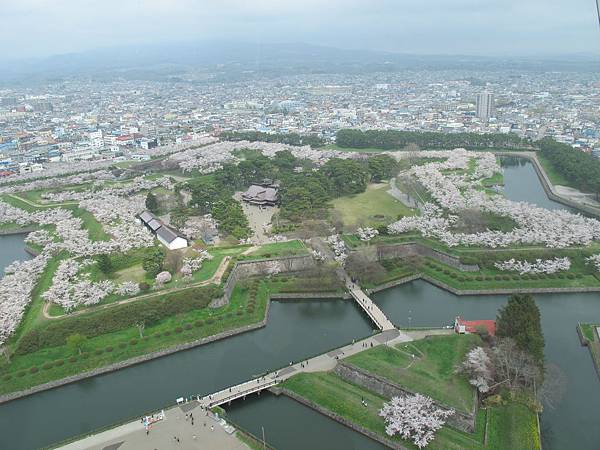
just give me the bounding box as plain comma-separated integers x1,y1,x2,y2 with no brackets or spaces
42,256,232,320
8,193,78,208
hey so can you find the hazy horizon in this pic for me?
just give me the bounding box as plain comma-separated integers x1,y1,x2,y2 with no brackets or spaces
2,0,599,60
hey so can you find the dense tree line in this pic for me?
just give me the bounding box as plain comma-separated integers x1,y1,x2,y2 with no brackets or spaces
221,131,325,147
496,294,545,365
336,129,530,150
538,138,600,197
185,150,398,222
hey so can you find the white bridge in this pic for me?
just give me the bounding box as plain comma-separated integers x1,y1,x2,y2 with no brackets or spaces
348,285,395,331
198,377,280,408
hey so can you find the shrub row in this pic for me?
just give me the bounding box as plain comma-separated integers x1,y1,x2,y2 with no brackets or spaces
16,285,221,355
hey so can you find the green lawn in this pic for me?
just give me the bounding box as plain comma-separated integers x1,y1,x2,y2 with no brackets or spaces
282,371,540,450
486,403,541,450
282,372,485,450
0,280,271,395
114,264,147,283
243,240,308,260
579,323,598,343
331,183,415,231
346,334,479,413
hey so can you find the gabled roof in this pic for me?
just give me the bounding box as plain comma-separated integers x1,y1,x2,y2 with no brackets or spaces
456,317,496,336
147,218,162,232
156,225,185,244
139,210,157,224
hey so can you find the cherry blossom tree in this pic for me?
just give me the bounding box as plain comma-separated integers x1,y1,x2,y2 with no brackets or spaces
461,347,494,393
155,271,172,287
379,394,454,448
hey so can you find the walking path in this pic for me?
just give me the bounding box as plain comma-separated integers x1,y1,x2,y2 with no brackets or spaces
56,326,456,449
8,193,78,208
197,329,406,409
42,256,232,320
58,402,251,450
348,284,396,331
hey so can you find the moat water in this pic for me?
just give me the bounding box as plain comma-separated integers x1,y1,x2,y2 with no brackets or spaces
0,158,599,450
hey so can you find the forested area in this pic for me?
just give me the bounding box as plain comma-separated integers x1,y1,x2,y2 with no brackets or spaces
336,129,530,150
221,131,325,147
538,138,600,197
183,150,398,224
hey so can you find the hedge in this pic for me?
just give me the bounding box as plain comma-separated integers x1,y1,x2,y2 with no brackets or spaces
16,285,221,355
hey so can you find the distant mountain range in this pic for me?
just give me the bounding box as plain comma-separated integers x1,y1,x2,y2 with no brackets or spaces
1,41,599,84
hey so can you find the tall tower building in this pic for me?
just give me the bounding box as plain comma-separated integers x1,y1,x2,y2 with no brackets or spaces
476,92,494,121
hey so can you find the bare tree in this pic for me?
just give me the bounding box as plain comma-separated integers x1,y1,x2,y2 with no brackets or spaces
136,322,145,339
345,249,385,284
493,338,541,389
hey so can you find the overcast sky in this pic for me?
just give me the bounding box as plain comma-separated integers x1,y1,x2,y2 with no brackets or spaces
2,0,599,59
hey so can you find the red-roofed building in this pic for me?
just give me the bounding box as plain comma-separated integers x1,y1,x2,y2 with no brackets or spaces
0,170,14,177
454,316,496,336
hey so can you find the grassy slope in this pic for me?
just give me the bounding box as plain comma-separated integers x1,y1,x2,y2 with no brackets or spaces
536,153,572,187
0,280,271,394
243,240,308,259
331,184,414,230
283,371,488,450
283,371,540,450
346,334,478,413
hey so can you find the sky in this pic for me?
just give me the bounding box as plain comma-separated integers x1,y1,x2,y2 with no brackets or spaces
1,0,599,59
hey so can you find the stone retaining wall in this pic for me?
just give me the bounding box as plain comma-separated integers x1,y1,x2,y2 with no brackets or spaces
213,254,317,308
334,362,476,433
419,273,600,296
279,388,410,450
0,227,36,236
353,242,479,272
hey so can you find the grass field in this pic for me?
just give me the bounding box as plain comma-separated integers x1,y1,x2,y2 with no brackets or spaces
284,372,498,450
282,370,540,450
242,240,308,260
0,280,271,395
346,334,479,412
331,183,414,231
486,402,541,450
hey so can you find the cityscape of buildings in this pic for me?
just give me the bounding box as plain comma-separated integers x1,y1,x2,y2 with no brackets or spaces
1,69,599,177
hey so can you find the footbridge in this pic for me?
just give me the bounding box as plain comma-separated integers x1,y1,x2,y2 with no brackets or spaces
348,284,395,331
195,330,408,409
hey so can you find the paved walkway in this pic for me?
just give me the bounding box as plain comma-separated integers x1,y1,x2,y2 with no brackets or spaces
60,328,435,449
347,284,396,331
58,402,250,450
197,329,408,409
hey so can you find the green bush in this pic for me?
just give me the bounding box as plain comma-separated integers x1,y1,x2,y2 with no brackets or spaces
55,359,64,367
164,330,171,336
130,339,138,345
118,342,127,348
16,371,26,377
3,374,11,381
16,285,220,355
175,327,183,334
42,362,53,370
94,349,103,355
184,323,193,330
194,320,204,327
29,366,39,374
106,346,114,352
68,356,77,363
